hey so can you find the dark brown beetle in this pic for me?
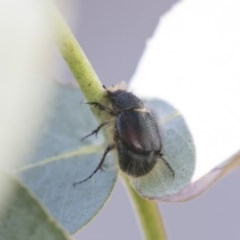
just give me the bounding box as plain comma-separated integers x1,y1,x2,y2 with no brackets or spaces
74,86,174,186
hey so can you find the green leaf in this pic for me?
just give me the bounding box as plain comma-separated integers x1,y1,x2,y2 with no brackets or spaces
159,150,240,202
13,83,118,234
127,99,196,199
0,171,69,240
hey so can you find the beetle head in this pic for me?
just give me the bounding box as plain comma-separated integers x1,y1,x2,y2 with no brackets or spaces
105,89,144,112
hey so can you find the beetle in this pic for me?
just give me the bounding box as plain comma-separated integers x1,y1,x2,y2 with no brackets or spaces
73,86,174,186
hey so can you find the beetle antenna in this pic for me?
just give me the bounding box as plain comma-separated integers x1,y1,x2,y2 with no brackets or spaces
73,143,115,186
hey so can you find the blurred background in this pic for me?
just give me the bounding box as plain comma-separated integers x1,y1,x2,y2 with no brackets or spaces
53,1,240,239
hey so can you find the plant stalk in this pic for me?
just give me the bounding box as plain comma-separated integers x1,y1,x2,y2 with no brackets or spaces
51,4,108,119
52,5,167,240
122,175,167,240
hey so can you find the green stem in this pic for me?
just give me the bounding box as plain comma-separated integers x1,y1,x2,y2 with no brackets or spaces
122,175,167,240
51,4,107,119
52,5,167,240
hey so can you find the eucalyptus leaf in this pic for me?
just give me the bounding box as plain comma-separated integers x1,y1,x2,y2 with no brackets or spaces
0,171,69,240
128,99,196,199
159,150,240,202
13,83,118,234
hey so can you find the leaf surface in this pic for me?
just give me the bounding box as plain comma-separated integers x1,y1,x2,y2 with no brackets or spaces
0,172,69,240
129,99,196,199
14,83,118,233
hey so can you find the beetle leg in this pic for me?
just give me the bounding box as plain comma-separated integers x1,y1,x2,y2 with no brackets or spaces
73,143,116,186
160,154,175,178
81,121,111,141
86,101,115,115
